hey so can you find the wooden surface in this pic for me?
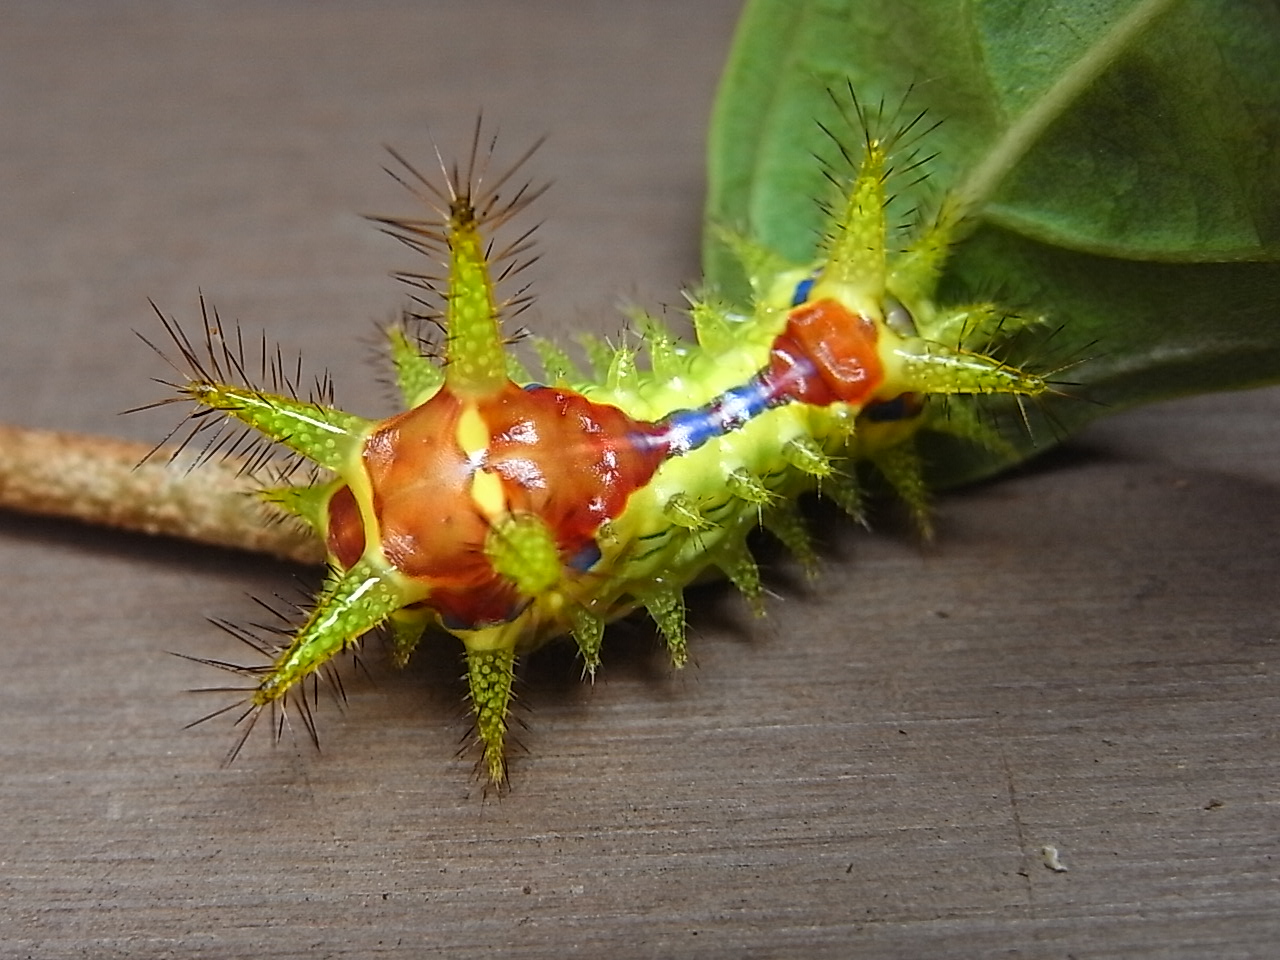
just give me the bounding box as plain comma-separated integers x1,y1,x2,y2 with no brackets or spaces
2,3,1277,957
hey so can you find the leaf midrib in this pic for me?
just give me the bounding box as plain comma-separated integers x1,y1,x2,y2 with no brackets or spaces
953,0,1182,224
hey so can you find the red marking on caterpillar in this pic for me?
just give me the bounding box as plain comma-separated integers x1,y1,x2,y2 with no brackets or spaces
766,298,884,406
333,380,667,629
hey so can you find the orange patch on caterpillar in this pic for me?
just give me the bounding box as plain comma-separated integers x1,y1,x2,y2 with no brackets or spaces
326,380,666,628
767,298,884,406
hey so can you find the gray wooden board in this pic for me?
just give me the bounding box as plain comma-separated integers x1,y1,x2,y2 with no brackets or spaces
1,2,1276,958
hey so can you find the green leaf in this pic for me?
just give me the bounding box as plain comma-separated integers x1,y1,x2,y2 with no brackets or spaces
705,0,1280,484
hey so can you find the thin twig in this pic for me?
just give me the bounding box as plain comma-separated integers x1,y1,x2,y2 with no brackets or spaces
0,424,324,565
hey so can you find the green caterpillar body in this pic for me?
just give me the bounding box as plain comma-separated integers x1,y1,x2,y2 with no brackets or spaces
159,109,1052,785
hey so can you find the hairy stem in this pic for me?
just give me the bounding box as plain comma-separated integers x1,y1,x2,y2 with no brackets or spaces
0,424,324,565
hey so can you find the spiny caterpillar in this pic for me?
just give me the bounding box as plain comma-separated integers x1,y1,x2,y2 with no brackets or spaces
150,101,1055,786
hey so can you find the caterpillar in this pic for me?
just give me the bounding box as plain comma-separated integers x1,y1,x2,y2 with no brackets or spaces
148,102,1057,786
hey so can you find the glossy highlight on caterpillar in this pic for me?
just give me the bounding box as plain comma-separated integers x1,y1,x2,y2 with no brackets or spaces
149,101,1056,786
